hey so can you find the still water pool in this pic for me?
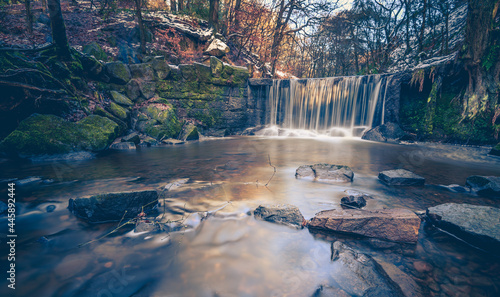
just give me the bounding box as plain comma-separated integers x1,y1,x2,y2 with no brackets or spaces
0,136,499,296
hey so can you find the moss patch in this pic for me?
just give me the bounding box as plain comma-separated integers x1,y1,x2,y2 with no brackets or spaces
1,114,119,156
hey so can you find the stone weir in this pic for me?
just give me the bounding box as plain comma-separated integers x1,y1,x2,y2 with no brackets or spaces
247,74,402,137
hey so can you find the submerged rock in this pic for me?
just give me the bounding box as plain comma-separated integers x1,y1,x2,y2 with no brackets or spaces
121,132,140,144
309,208,421,242
163,178,190,191
68,190,159,223
329,242,405,297
340,195,367,209
109,142,136,150
134,221,160,233
426,203,500,253
465,175,500,198
296,164,354,183
375,259,424,297
362,122,407,142
254,204,305,228
378,169,425,186
436,184,470,193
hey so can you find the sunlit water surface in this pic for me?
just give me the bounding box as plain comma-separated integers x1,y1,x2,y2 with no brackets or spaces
0,136,499,297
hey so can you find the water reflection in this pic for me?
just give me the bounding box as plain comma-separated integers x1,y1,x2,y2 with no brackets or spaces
0,137,499,296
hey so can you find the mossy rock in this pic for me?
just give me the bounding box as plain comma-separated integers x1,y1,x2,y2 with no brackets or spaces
126,79,142,101
82,41,108,61
194,62,212,83
490,143,500,156
140,80,156,99
129,63,154,80
179,64,196,80
110,91,134,106
107,102,129,120
136,103,181,139
179,124,200,141
1,114,119,156
151,57,171,80
93,106,127,133
104,62,131,85
210,56,224,77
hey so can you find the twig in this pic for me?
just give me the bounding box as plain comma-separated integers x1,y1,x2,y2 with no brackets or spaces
265,154,276,187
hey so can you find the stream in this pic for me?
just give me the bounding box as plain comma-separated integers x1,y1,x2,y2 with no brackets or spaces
0,136,499,297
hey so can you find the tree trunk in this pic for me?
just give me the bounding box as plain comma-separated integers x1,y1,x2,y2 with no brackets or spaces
233,0,241,29
25,0,33,34
47,0,71,60
135,0,146,54
209,0,219,32
418,0,427,53
178,0,183,11
462,0,500,119
170,0,177,12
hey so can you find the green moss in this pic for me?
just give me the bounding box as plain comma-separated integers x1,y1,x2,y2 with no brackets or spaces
108,102,129,120
137,104,182,139
110,91,134,106
93,106,127,133
0,114,119,156
82,42,108,61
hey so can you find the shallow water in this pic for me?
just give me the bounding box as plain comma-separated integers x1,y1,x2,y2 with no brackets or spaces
1,137,499,296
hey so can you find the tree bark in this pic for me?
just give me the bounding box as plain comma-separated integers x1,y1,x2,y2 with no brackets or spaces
25,0,33,34
418,0,427,53
170,0,177,12
135,0,147,54
47,0,71,60
209,0,219,32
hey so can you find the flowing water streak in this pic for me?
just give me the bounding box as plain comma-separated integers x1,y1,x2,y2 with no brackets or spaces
267,75,390,137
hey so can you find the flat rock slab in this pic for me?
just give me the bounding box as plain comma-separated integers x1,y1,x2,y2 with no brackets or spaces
296,164,354,183
427,203,500,253
309,208,421,242
68,190,158,223
379,169,425,186
465,175,500,198
254,204,305,228
329,242,405,297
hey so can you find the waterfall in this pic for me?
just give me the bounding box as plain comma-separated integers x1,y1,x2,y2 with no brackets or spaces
264,75,389,137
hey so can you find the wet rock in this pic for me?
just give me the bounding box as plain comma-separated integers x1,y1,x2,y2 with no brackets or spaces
134,221,160,233
163,178,190,191
311,285,350,297
362,122,407,142
489,143,500,156
465,175,500,198
104,62,131,85
376,259,424,297
426,203,500,254
340,195,367,209
178,124,199,141
138,136,159,147
309,208,421,243
204,39,230,57
121,132,140,145
379,169,425,186
109,142,136,150
162,138,185,145
329,242,405,297
68,190,159,223
110,91,134,106
296,164,354,183
254,204,305,228
46,205,56,213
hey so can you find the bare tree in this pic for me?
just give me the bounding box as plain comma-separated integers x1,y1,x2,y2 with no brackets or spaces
47,0,71,60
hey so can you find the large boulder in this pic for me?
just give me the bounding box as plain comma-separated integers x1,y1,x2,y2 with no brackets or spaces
104,62,131,85
68,190,159,223
254,204,305,228
178,123,199,141
82,41,107,61
309,208,421,242
134,103,182,140
379,169,425,186
362,122,407,142
465,175,500,198
204,39,230,57
329,242,405,297
427,203,500,253
296,164,354,183
1,114,119,157
110,91,134,106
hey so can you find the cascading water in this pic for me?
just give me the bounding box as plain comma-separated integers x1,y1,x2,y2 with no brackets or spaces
262,75,389,137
